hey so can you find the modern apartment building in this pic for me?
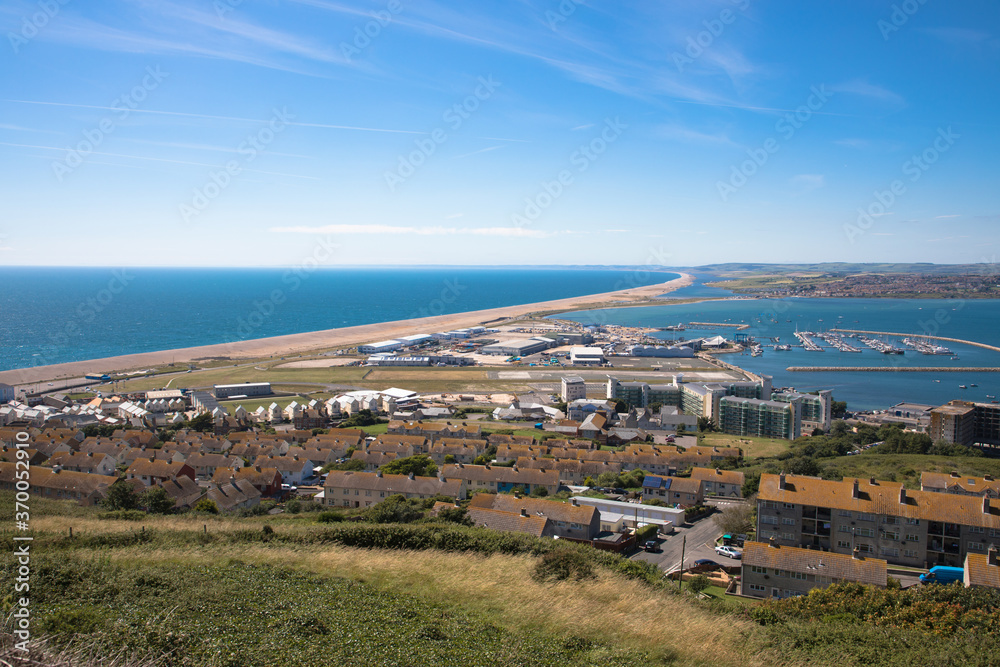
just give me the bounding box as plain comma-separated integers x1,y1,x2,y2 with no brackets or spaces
719,396,800,440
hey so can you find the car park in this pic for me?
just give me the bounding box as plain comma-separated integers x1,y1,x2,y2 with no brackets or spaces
714,545,742,559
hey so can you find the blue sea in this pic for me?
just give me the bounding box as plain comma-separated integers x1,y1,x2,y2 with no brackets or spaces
0,267,677,371
558,290,1000,411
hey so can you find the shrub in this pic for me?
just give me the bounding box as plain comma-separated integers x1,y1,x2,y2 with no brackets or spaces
687,575,710,594
532,549,595,582
316,511,344,524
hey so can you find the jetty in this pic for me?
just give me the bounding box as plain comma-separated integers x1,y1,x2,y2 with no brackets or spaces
793,331,824,351
831,329,1000,354
787,366,1000,372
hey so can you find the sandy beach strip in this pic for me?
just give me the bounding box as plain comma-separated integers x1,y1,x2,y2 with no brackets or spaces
0,272,693,385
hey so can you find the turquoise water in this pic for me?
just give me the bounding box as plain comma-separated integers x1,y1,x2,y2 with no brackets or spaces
559,296,1000,411
0,267,677,371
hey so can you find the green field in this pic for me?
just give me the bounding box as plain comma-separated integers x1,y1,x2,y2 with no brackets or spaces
699,432,791,460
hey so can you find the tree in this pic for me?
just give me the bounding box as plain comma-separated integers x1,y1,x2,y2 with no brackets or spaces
323,458,366,472
363,494,424,524
648,402,663,414
582,476,595,487
311,428,328,436
613,399,628,414
713,500,755,536
443,454,456,464
285,498,302,514
831,401,848,417
437,506,473,526
380,455,437,478
530,486,549,497
102,479,140,511
341,409,379,427
811,427,825,436
193,498,219,514
688,574,711,594
141,487,175,514
697,417,717,433
187,412,215,432
677,424,686,434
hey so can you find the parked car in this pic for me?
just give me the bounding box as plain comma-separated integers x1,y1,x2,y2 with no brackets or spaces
714,545,742,559
644,540,660,552
693,559,721,569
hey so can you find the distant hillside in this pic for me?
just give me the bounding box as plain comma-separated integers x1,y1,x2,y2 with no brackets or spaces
690,263,989,277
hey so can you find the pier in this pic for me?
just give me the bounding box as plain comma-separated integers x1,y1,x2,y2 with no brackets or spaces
793,331,823,351
831,329,1000,354
787,366,1000,372
688,321,751,330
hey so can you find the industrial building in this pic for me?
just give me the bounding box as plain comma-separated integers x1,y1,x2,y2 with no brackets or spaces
570,346,605,366
625,344,694,358
398,334,433,346
358,340,404,354
214,382,272,400
480,338,551,356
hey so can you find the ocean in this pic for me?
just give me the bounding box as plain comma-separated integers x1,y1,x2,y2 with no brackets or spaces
0,267,677,371
558,291,1000,411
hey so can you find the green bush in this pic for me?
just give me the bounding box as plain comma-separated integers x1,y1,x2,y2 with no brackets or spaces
316,511,344,523
532,549,595,582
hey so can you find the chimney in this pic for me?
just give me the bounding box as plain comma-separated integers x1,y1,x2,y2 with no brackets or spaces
984,495,991,515
376,470,382,478
715,468,721,475
899,487,907,504
778,472,786,490
571,498,579,506
408,472,414,480
852,546,861,560
989,545,1000,567
986,474,995,482
768,536,777,548
852,479,860,499
520,507,528,517
869,476,876,486
951,471,960,478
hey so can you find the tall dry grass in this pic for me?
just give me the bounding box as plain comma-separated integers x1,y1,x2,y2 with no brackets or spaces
83,543,767,667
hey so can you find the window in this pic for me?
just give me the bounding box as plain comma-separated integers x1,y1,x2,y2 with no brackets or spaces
969,526,985,534
881,547,899,558
761,515,779,525
839,510,852,517
748,584,765,593
903,549,918,558
783,503,796,509
761,500,779,509
856,528,875,538
750,565,767,574
837,540,851,549
991,529,1000,538
859,513,875,521
857,543,874,554
905,533,919,542
839,525,852,533
789,571,807,580
883,517,899,525
782,518,796,525
969,542,986,551
906,518,920,526
884,531,899,541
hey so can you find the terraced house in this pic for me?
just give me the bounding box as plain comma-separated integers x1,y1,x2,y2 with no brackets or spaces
757,473,1000,569
741,540,887,599
691,467,745,498
323,470,464,508
441,463,560,499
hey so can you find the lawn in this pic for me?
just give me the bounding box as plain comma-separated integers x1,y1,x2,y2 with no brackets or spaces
699,432,791,460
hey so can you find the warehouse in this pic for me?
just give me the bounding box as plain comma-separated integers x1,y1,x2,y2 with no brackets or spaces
480,338,552,356
570,346,605,366
399,334,433,346
358,340,404,354
214,382,272,399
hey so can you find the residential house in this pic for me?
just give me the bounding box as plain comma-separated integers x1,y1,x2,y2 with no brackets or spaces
125,458,196,487
741,540,887,599
441,463,560,499
468,494,601,540
252,455,313,486
212,465,283,497
205,478,262,512
642,476,704,507
921,471,1000,498
47,451,117,476
0,462,116,506
427,438,486,465
156,476,205,509
185,453,243,479
965,547,1000,589
350,450,399,472
691,467,745,498
323,470,464,509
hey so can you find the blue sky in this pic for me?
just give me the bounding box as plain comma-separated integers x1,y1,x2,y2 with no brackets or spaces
1,0,997,267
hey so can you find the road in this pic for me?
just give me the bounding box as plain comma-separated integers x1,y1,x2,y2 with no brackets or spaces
631,514,738,573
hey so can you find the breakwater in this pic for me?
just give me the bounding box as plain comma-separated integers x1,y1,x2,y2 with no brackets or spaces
787,366,1000,372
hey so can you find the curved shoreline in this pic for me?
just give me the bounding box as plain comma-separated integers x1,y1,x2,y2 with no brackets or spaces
0,272,694,385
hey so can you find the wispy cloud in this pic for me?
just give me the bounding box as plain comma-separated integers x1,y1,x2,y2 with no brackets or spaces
269,224,556,238
453,145,503,159
790,173,825,191
831,79,906,107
